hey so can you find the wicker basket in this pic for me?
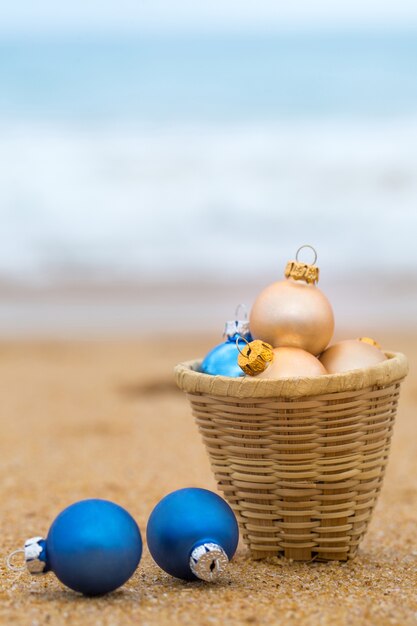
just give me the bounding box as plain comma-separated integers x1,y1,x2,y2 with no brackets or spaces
175,352,408,561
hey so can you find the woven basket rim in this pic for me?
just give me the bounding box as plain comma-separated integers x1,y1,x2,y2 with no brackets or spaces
174,351,408,399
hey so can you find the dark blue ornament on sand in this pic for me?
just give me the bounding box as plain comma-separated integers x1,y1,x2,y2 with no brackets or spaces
22,499,142,596
201,317,252,377
146,488,239,582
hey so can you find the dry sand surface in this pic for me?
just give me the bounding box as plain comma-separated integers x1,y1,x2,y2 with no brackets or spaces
1,332,416,626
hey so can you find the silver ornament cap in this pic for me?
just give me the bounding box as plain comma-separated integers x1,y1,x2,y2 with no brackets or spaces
224,320,251,340
7,536,48,574
189,542,229,582
24,536,47,574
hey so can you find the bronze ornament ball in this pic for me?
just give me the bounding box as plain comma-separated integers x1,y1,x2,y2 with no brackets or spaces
319,339,386,374
250,278,334,355
254,346,327,379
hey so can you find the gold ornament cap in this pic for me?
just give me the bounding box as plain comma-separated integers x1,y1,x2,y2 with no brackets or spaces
285,244,319,285
358,336,382,350
237,339,274,376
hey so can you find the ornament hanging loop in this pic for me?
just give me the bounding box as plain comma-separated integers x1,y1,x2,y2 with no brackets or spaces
234,303,248,320
6,549,26,572
235,334,251,357
295,244,317,266
286,245,319,285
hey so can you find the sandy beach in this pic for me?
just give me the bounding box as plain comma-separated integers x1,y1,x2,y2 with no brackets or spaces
1,330,416,626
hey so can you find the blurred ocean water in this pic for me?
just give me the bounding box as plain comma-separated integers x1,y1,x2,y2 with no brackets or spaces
0,30,417,285
2,31,417,122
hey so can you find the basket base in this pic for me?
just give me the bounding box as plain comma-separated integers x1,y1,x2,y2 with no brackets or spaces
249,548,354,562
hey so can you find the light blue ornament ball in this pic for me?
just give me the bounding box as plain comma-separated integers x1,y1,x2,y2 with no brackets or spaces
45,499,142,595
201,319,252,377
146,488,239,581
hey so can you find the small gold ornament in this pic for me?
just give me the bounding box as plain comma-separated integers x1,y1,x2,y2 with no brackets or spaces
238,339,326,379
319,339,386,374
250,245,334,355
237,339,274,376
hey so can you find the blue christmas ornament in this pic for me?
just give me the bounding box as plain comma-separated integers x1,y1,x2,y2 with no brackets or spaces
146,488,239,582
201,305,252,377
7,499,142,596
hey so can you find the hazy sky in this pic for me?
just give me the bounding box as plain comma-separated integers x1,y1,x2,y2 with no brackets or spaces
2,0,417,34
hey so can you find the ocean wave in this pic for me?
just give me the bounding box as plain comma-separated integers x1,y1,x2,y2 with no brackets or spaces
0,119,416,283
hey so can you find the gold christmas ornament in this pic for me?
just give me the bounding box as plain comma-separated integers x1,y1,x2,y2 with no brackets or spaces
237,339,274,376
319,339,386,374
250,245,334,355
237,339,326,379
